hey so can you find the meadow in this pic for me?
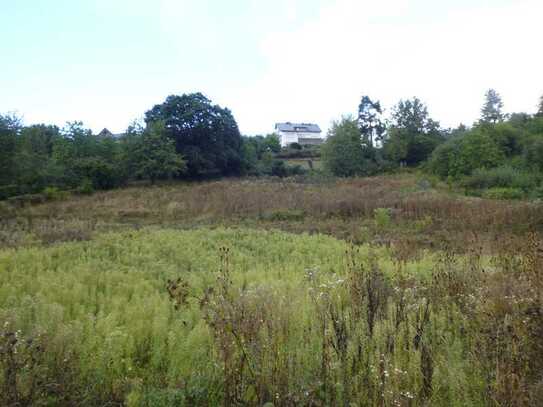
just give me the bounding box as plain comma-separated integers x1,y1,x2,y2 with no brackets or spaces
1,174,543,406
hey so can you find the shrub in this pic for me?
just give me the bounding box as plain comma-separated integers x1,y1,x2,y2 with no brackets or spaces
413,215,433,232
285,164,307,176
0,185,19,200
529,185,543,200
428,130,504,179
289,142,302,150
43,186,70,201
482,187,524,200
276,146,320,159
462,166,538,192
374,207,391,229
77,178,94,195
270,160,288,177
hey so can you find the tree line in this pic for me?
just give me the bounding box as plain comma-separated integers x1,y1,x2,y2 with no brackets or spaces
2,90,543,200
0,93,292,200
322,90,543,198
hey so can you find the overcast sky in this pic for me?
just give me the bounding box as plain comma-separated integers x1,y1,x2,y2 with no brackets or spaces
2,0,542,135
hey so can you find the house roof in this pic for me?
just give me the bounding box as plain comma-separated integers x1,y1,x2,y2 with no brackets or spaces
275,122,321,133
97,128,123,138
97,128,114,137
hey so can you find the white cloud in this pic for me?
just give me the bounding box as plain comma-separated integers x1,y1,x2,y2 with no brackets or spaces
231,0,543,134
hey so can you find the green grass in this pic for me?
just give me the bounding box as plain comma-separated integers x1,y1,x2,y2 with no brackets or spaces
0,227,503,406
2,177,542,405
0,229,354,404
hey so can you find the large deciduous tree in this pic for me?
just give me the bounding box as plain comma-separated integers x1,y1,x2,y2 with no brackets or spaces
145,93,243,177
125,121,186,184
383,98,443,166
15,124,61,191
0,114,22,189
322,116,378,177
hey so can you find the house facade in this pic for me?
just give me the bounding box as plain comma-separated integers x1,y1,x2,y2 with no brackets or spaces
274,122,324,147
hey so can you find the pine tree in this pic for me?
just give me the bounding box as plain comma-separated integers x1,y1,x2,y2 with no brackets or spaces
358,96,385,147
480,89,505,123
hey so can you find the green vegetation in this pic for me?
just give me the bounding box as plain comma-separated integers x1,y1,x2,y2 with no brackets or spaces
1,174,543,405
322,117,379,177
0,93,245,200
3,88,543,405
4,89,543,203
2,224,543,406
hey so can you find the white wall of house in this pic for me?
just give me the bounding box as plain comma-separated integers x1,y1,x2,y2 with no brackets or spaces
277,131,324,147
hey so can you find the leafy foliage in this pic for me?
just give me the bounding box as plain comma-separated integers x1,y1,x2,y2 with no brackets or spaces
428,129,504,179
122,121,186,183
383,98,444,166
145,93,243,177
461,165,538,193
322,116,380,176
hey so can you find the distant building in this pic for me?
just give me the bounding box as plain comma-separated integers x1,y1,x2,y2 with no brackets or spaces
96,128,124,138
274,122,324,147
97,128,114,138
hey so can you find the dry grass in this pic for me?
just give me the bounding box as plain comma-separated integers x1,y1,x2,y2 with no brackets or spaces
1,173,542,252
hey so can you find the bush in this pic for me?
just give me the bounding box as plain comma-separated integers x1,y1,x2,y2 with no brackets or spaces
0,185,20,200
77,179,94,195
276,147,320,159
462,166,538,192
289,142,302,150
428,130,505,179
374,207,391,229
529,185,543,200
285,164,307,176
270,160,288,177
43,186,70,201
482,187,524,200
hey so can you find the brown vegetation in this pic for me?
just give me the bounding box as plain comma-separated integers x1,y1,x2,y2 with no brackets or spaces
1,174,541,252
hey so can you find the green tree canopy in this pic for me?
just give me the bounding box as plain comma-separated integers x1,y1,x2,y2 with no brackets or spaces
0,113,22,187
145,93,242,177
123,121,186,184
428,129,505,179
358,95,385,147
322,116,378,177
15,124,61,191
383,98,443,166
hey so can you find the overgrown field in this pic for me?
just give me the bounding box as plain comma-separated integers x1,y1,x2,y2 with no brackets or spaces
1,175,543,406
1,174,542,252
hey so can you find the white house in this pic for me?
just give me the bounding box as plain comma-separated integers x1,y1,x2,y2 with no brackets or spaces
274,122,324,147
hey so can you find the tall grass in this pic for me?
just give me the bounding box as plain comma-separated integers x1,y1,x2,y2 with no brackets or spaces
1,174,541,252
2,228,542,405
